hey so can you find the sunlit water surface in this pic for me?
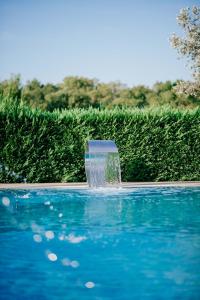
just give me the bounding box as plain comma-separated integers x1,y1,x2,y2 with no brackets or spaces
0,187,200,300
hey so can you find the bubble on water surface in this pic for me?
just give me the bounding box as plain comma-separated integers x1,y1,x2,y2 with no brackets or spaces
33,234,42,243
61,257,80,268
85,281,95,289
65,233,87,244
2,197,10,207
58,213,63,218
45,230,55,240
44,201,51,205
31,222,43,234
47,252,57,262
164,269,189,285
19,223,28,230
70,260,79,268
49,205,54,210
17,193,30,199
58,234,65,241
61,258,71,266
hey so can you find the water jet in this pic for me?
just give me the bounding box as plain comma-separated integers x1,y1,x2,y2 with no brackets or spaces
85,140,121,188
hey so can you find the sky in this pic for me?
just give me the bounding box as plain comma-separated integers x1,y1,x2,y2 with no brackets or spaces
0,0,199,87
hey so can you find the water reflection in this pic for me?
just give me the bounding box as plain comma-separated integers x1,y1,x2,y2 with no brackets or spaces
1,187,200,235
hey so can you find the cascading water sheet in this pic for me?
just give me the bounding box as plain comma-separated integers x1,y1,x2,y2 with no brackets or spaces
85,140,121,188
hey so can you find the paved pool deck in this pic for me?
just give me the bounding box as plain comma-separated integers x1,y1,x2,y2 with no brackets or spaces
0,181,200,189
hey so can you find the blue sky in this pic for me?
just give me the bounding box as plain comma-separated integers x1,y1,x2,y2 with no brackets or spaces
0,0,199,87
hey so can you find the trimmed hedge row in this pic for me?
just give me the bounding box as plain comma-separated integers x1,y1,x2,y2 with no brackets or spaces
0,100,200,183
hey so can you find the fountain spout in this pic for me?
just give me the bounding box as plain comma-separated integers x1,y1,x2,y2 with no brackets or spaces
85,140,121,188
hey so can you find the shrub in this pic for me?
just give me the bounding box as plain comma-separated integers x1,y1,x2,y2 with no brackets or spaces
0,96,200,182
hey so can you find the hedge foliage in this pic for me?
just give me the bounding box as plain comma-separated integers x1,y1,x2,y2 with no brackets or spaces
0,97,200,183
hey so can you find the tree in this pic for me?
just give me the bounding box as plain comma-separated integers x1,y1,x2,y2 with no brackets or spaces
130,85,151,108
45,91,69,111
1,75,199,110
170,6,200,97
22,79,44,108
60,76,97,108
22,80,59,110
0,75,22,99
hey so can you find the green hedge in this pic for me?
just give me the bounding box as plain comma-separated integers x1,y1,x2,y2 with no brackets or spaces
0,99,200,183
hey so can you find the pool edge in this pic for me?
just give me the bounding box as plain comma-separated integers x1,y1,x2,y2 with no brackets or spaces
0,181,200,189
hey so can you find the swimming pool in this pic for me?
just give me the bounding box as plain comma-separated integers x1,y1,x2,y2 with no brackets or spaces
0,187,200,299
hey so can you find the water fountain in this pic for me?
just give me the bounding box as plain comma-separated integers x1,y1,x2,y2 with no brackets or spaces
85,140,121,188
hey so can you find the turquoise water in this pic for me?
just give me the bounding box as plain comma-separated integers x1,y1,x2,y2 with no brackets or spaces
0,187,200,300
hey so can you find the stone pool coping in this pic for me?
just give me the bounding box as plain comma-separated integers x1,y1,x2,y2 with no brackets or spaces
0,181,200,189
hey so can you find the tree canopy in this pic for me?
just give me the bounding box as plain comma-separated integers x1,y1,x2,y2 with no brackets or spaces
170,6,200,97
0,75,199,111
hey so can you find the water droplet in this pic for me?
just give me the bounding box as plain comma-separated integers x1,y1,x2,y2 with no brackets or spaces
58,213,63,218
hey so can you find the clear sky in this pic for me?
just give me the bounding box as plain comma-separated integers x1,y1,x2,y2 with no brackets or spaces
0,0,199,87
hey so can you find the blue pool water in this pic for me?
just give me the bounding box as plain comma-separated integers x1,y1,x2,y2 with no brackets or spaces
0,187,200,300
